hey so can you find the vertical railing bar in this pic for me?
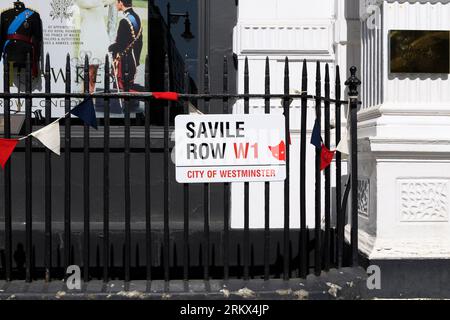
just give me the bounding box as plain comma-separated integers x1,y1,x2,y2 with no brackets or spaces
3,56,12,281
64,54,72,270
335,66,343,268
25,53,32,282
283,57,290,280
299,59,308,278
103,54,111,282
3,55,12,281
163,54,170,282
144,55,152,281
324,64,331,271
264,57,270,281
351,98,358,266
203,56,211,281
183,57,190,281
314,61,322,276
44,53,52,282
83,55,90,283
124,58,131,283
243,57,250,281
223,56,230,281
345,67,361,267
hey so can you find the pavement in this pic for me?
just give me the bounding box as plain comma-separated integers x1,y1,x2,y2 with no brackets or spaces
0,267,368,300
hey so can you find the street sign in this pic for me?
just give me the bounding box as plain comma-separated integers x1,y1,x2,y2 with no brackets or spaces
174,114,286,183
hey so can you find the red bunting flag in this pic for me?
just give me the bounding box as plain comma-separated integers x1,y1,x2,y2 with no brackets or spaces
152,92,179,101
320,144,336,171
0,138,19,169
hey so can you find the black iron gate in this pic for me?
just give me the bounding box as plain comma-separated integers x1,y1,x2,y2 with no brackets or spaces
0,53,361,284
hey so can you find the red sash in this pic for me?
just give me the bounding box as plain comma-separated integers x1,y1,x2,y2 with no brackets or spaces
5,33,38,77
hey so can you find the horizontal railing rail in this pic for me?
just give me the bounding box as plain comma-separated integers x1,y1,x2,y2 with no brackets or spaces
0,92,360,105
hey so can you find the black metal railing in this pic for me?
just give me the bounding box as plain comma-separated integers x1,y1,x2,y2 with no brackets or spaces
0,53,360,284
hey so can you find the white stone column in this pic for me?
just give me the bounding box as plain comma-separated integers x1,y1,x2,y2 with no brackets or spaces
355,0,450,259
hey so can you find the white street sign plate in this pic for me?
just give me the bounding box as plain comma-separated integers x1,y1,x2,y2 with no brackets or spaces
174,114,286,183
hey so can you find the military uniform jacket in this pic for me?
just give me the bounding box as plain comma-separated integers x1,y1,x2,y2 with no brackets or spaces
0,6,43,76
109,8,143,79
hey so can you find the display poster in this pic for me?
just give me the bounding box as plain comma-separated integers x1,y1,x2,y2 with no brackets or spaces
0,0,149,118
175,114,287,183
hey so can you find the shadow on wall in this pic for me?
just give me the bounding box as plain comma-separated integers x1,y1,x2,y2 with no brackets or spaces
345,0,361,81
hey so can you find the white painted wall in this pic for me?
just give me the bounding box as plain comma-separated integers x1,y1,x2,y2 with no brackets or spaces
238,0,334,21
383,1,450,107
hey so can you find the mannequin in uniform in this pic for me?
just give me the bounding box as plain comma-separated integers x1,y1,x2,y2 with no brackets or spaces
0,1,43,78
108,0,142,90
75,0,116,93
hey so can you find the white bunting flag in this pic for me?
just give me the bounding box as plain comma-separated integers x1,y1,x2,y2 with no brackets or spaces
336,130,349,155
31,120,61,155
188,101,204,115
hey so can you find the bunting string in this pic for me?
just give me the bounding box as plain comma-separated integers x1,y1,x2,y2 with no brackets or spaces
0,92,183,169
0,97,98,168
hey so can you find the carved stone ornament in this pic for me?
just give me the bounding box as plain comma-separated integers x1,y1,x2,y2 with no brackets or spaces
399,180,449,222
358,179,370,218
